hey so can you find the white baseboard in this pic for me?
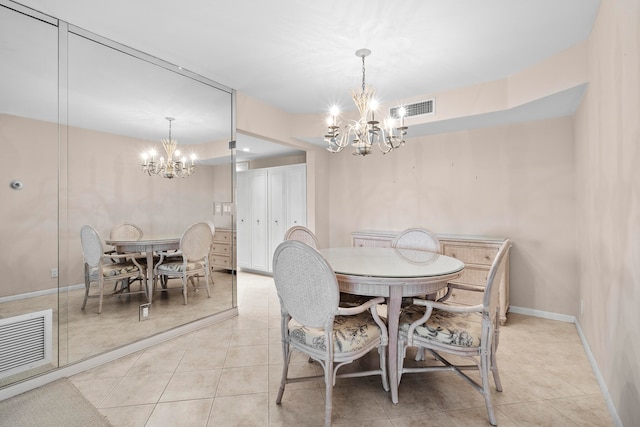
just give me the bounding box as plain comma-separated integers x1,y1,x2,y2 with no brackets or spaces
508,305,576,323
509,305,622,426
574,321,623,427
0,283,85,304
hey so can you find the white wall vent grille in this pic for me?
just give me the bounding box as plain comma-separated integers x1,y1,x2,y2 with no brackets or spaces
390,99,435,118
0,309,52,379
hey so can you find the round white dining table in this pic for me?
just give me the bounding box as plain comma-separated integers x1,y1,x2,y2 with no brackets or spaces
105,235,180,302
319,246,465,404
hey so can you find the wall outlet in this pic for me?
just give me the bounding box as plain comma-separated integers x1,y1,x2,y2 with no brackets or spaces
139,303,151,321
50,268,58,278
580,299,584,315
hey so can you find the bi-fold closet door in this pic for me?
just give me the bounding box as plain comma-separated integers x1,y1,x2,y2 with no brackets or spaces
237,164,306,273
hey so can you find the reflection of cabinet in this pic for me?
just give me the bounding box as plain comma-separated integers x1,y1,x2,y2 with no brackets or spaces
351,230,510,325
209,228,236,271
238,164,306,272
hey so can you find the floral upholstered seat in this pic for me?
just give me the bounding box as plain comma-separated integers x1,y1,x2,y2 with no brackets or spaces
400,305,482,348
87,262,140,278
288,312,382,353
156,260,206,273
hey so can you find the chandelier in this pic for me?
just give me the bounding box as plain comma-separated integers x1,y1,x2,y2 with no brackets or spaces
325,48,408,156
141,117,196,179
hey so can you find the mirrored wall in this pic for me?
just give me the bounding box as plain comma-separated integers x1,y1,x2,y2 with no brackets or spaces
0,1,236,388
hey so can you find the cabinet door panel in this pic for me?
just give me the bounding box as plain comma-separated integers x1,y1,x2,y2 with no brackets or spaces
442,244,498,265
236,171,251,268
268,168,286,271
251,170,269,271
286,165,306,228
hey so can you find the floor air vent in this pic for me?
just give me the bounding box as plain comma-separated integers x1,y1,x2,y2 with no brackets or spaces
390,99,435,118
0,309,52,379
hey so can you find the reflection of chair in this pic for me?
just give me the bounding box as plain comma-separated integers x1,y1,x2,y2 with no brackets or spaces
392,228,440,253
109,223,143,241
393,228,442,304
189,220,216,286
283,225,319,249
154,222,212,304
108,222,145,291
397,240,512,426
80,225,147,314
273,240,389,427
393,247,439,265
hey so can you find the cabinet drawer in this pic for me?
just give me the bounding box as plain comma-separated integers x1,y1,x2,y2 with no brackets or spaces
213,230,231,243
448,289,483,306
353,237,392,248
449,266,489,286
442,244,497,265
211,243,230,255
210,255,231,268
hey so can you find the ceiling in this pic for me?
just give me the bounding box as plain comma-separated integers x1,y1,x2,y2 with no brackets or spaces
5,0,600,160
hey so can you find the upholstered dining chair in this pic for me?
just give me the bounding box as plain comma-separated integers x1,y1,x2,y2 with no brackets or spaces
397,239,512,426
80,225,148,314
187,220,216,287
283,225,319,249
108,222,146,291
154,222,212,305
272,240,389,427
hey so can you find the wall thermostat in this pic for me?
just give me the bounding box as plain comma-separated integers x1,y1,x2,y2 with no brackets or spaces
10,180,23,190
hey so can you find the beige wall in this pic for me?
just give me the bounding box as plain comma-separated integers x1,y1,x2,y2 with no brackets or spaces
575,0,640,425
1,114,58,296
1,114,232,298
325,117,578,315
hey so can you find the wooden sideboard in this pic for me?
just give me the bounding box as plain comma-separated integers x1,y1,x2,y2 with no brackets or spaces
352,230,511,325
210,228,236,272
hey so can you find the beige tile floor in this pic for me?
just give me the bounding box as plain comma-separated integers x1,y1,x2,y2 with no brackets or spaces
0,271,234,387
69,272,614,426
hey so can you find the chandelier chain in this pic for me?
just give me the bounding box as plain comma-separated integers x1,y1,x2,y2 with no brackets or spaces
361,54,366,93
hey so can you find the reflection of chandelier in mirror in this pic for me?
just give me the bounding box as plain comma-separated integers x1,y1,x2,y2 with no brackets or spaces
325,48,408,156
141,117,196,179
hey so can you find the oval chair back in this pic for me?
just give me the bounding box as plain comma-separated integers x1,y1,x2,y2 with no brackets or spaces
109,223,143,241
273,240,339,327
284,225,319,249
392,228,440,253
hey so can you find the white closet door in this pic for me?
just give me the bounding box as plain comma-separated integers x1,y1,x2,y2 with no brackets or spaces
250,169,269,271
236,171,252,268
286,164,307,229
268,168,286,271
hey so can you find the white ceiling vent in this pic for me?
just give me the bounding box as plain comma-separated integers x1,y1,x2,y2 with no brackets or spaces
390,99,435,119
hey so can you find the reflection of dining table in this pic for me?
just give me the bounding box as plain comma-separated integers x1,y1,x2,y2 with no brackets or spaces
105,235,180,302
318,246,465,404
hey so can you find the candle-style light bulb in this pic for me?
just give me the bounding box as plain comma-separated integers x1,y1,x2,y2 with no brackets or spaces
397,106,407,127
329,105,340,127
